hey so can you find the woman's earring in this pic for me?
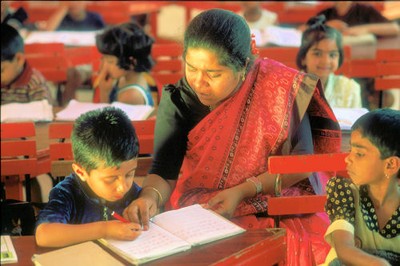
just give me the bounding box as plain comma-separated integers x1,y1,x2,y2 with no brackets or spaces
242,73,246,81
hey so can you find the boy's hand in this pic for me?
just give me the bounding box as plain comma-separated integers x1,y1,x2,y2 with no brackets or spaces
123,197,158,231
105,220,142,241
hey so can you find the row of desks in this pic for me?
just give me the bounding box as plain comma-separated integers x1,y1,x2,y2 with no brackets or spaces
10,228,286,266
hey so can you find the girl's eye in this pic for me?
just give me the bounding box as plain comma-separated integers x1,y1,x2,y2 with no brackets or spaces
312,51,321,56
329,52,339,59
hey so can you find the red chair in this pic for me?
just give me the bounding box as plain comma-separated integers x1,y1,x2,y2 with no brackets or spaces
25,43,65,57
151,42,184,102
1,122,38,201
25,43,70,106
258,47,299,70
374,49,400,107
267,152,348,227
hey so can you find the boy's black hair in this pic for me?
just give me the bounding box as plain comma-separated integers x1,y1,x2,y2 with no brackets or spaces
352,108,400,159
1,23,24,61
71,107,139,173
95,22,154,72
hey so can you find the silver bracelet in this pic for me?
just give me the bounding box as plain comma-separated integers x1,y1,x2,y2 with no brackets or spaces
246,176,263,195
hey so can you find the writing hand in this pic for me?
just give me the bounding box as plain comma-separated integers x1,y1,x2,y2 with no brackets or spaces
105,220,142,241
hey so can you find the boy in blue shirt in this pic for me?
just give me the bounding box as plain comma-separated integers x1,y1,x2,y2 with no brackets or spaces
36,107,142,247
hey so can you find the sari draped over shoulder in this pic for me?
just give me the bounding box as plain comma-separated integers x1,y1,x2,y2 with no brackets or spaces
169,58,341,265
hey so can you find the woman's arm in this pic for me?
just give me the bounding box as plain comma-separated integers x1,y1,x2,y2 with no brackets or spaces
35,220,142,247
261,111,313,191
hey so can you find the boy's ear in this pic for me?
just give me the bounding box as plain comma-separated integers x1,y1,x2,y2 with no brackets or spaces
15,52,25,67
72,163,88,181
386,156,400,175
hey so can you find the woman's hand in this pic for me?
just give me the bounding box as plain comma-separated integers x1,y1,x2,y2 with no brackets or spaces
123,197,159,231
104,220,142,241
207,186,244,218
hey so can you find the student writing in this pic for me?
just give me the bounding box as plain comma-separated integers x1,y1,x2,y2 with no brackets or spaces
35,107,142,247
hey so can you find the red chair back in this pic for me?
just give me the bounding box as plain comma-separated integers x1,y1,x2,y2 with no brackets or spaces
1,122,38,201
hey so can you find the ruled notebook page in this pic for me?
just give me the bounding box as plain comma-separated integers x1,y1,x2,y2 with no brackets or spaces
152,204,246,246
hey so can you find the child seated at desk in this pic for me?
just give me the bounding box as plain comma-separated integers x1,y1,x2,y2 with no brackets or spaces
93,22,157,106
1,23,52,105
296,15,362,108
322,108,400,265
35,107,142,247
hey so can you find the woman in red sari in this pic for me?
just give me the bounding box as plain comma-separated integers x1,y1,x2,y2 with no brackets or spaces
126,9,341,265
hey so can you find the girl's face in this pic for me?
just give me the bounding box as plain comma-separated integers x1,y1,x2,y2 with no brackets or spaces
345,130,387,186
101,54,126,79
74,159,137,202
185,47,243,109
302,38,340,85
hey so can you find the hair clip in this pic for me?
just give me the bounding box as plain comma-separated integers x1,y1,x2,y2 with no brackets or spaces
251,34,259,55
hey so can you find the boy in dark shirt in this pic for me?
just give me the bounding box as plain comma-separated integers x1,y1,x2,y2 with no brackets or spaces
1,23,52,105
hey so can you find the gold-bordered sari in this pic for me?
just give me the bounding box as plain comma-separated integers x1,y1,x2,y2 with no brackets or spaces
169,58,341,265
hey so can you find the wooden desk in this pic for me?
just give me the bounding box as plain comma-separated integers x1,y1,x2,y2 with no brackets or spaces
11,228,286,266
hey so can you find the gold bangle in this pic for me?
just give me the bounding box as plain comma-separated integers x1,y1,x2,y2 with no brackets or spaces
143,186,163,206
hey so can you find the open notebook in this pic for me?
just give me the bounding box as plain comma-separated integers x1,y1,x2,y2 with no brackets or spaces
98,204,245,265
252,26,302,47
55,100,154,121
1,100,53,123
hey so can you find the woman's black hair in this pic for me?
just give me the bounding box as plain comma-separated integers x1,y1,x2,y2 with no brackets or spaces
183,8,254,73
296,15,344,70
96,22,154,72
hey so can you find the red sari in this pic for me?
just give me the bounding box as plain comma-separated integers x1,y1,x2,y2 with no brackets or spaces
169,59,341,265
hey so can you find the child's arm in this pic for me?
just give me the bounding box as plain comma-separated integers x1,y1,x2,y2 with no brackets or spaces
343,22,400,37
35,220,142,248
95,63,115,103
331,230,391,266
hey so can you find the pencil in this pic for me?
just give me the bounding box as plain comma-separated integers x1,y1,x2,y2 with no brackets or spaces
110,211,129,223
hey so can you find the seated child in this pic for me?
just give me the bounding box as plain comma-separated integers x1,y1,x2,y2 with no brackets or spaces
317,1,400,37
1,23,52,105
296,15,362,108
35,107,143,247
94,22,156,106
37,1,105,31
322,108,400,265
237,1,278,30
